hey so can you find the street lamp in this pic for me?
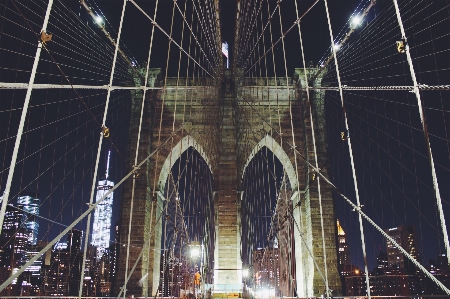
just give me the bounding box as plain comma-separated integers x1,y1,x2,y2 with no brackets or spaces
190,246,200,259
189,241,203,297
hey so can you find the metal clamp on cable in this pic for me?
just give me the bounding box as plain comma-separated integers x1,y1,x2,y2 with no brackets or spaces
102,126,110,138
396,39,406,53
352,205,364,212
132,165,140,179
40,31,52,43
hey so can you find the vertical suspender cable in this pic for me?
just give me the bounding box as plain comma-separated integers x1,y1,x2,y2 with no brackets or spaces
392,0,450,265
294,0,330,296
123,0,160,297
322,0,371,297
125,0,160,296
79,0,128,297
0,0,54,235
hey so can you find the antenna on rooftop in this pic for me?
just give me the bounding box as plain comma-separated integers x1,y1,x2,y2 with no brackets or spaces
105,150,111,180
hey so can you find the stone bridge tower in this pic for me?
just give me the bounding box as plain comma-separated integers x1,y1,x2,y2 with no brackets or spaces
115,67,342,297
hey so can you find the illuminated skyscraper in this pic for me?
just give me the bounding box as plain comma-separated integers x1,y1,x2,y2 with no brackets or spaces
337,220,351,276
385,225,420,274
16,192,40,245
91,150,114,260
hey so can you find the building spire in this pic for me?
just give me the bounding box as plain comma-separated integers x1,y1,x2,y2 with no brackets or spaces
105,150,111,180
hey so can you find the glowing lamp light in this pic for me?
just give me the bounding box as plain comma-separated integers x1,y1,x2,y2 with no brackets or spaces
350,15,362,28
95,15,103,25
333,43,341,51
190,241,201,259
190,247,200,258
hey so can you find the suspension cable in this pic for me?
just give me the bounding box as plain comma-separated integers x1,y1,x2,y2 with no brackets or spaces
0,0,54,236
78,0,129,297
392,0,450,266
294,0,330,295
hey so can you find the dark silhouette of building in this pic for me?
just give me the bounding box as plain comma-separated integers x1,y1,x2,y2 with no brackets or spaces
0,204,28,295
44,229,83,296
385,225,420,274
425,253,450,295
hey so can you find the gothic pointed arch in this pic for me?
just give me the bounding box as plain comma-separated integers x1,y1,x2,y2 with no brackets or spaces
158,135,213,192
242,134,298,191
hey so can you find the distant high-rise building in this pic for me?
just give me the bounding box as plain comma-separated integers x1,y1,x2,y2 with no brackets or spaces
68,229,82,254
45,229,83,296
91,150,114,260
109,224,120,295
0,204,28,269
385,225,420,274
375,251,388,275
337,220,352,276
2,203,24,232
45,248,71,296
16,192,40,246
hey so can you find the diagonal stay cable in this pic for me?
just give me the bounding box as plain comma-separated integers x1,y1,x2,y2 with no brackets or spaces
237,93,450,295
244,0,320,74
129,0,215,78
240,0,283,68
0,87,219,292
8,0,127,162
172,0,215,70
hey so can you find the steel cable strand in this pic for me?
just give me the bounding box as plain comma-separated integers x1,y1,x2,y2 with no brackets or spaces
0,83,222,291
237,0,260,67
241,0,289,69
12,0,133,82
6,0,132,163
0,91,107,145
241,0,264,63
236,82,450,294
192,0,219,68
0,98,121,201
244,0,320,74
172,0,215,70
349,132,445,236
129,0,214,79
294,1,331,293
321,1,433,84
342,95,450,171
